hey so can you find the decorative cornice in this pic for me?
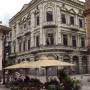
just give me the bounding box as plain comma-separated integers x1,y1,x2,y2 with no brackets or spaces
9,0,43,24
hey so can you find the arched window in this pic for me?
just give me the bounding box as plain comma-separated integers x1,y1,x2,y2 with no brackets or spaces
46,8,53,22
82,56,88,74
63,55,70,62
73,56,79,74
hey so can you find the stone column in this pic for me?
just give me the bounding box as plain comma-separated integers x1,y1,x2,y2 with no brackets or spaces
58,55,63,69
39,5,43,46
30,11,35,47
87,55,90,73
16,39,19,53
75,15,78,26
68,33,72,47
16,21,19,35
57,7,62,45
77,34,80,48
79,56,82,74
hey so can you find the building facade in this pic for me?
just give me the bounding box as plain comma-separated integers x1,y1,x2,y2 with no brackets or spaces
9,0,88,74
0,25,11,83
84,0,90,73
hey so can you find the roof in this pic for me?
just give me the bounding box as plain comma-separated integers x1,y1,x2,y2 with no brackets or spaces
0,25,11,34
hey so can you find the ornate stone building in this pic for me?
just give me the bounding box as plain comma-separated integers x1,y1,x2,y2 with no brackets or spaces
9,0,88,74
0,25,11,83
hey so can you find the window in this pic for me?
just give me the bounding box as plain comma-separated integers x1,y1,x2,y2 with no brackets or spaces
72,36,76,47
70,16,74,25
46,11,53,22
79,19,83,28
36,15,40,25
81,37,85,47
23,41,26,51
13,41,16,53
24,23,26,28
28,21,31,25
19,42,22,52
63,34,68,46
36,36,40,47
28,39,30,50
26,58,30,62
46,33,54,46
61,13,66,24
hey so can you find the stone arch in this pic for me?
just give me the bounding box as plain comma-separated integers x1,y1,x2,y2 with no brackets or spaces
82,56,88,74
22,59,25,62
63,55,70,62
47,54,57,60
73,56,79,74
44,3,55,22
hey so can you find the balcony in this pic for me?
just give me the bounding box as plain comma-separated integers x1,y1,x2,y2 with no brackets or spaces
24,28,31,35
68,25,79,31
42,22,57,28
17,32,23,38
9,45,87,57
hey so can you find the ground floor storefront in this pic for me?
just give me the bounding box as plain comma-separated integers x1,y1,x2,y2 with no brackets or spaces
9,50,89,74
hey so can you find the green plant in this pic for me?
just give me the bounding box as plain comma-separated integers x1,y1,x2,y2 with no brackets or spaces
58,69,81,90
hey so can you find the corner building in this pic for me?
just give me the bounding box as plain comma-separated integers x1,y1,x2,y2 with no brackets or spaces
9,0,88,74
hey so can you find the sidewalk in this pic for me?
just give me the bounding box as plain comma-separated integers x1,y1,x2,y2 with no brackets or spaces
71,74,90,90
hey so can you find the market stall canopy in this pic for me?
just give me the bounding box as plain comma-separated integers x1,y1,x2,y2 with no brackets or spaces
4,61,41,69
4,55,75,69
29,55,75,68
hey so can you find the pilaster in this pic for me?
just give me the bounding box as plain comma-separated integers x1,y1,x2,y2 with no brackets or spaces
79,56,83,74
30,11,35,47
87,55,90,73
39,5,43,46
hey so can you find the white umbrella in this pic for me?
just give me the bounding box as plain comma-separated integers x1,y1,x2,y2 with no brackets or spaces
4,61,41,69
28,55,75,81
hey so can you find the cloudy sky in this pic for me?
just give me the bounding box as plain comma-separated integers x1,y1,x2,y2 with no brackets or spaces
0,0,85,26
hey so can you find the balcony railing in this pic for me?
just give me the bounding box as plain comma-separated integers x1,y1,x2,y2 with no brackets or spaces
42,22,57,28
30,45,87,53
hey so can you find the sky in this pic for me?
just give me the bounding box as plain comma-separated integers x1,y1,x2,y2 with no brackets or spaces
0,0,85,26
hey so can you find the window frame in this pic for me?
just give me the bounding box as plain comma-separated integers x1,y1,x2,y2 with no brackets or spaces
63,34,68,46
72,36,77,47
46,11,53,22
70,16,75,25
79,18,83,28
61,13,66,24
81,37,85,47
